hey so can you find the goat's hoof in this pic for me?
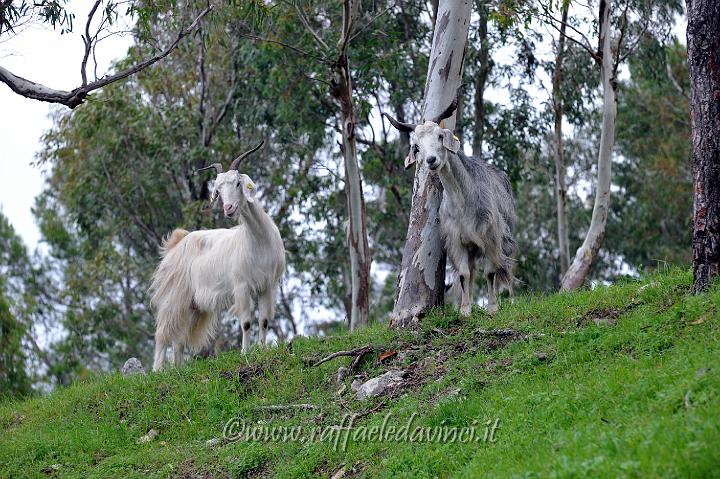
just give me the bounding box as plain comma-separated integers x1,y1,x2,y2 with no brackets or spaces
460,305,471,317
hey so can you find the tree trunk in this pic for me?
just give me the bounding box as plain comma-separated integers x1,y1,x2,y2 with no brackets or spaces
553,2,571,279
687,0,720,291
332,0,370,330
472,0,490,156
561,0,616,291
391,0,472,327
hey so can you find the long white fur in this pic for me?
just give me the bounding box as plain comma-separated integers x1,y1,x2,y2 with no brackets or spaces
150,171,285,370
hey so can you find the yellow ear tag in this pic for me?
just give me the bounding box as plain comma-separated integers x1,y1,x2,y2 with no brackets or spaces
246,183,254,190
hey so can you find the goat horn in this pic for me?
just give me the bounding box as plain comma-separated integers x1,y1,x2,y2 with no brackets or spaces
431,94,459,124
382,112,417,133
229,140,265,170
197,163,224,174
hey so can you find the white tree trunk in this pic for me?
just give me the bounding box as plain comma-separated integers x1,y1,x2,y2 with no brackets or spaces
561,0,616,291
332,0,370,330
391,0,472,327
553,2,571,278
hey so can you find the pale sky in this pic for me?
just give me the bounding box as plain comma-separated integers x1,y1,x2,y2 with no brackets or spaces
0,0,133,249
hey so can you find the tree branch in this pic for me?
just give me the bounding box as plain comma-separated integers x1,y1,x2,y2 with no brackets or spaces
81,0,103,86
293,1,329,51
0,5,213,108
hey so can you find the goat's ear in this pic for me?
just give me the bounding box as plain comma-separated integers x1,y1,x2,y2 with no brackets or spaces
240,174,257,203
210,182,219,203
442,129,461,153
404,151,417,169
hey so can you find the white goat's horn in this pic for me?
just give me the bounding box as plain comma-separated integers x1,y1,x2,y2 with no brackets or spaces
229,140,265,170
197,163,224,174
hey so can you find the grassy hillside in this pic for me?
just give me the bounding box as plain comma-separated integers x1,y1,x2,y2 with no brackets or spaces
1,269,719,478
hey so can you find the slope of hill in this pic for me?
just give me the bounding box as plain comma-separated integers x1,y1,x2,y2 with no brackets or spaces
1,269,718,478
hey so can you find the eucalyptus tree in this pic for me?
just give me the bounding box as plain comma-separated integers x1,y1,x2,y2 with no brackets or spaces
390,0,472,327
532,0,684,290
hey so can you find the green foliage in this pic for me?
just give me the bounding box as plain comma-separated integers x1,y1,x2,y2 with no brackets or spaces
1,270,718,477
0,212,35,399
609,38,692,271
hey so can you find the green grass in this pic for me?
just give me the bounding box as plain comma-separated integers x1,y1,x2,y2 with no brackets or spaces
1,269,719,478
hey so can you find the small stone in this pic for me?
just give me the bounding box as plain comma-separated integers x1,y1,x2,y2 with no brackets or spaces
121,358,146,376
536,352,548,361
205,437,222,448
350,379,363,393
138,428,158,444
337,384,347,396
355,370,406,401
330,466,346,479
42,464,62,474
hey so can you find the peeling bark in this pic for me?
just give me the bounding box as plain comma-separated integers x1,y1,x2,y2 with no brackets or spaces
391,0,471,327
687,0,720,291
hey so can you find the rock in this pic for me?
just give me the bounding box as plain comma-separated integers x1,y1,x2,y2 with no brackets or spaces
336,366,349,385
330,466,346,479
205,437,222,448
535,352,548,361
121,358,146,376
350,379,363,393
137,428,158,444
42,464,62,474
355,370,405,401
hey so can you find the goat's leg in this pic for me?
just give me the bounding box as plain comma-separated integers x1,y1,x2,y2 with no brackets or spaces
172,341,185,367
449,246,473,316
153,339,167,371
233,284,254,353
257,290,274,347
486,271,499,315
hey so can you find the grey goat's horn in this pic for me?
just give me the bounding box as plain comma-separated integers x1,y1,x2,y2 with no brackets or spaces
382,112,418,133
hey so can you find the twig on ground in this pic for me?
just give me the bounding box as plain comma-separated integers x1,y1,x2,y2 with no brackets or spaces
312,344,373,368
256,404,318,412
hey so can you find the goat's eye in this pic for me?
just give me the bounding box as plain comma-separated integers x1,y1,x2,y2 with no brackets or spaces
236,181,241,187
438,134,444,141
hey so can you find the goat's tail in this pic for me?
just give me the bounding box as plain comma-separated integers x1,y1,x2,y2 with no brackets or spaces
151,230,197,366
160,229,190,255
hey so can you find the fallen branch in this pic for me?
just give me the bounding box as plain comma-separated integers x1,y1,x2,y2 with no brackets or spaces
312,344,373,368
352,400,387,420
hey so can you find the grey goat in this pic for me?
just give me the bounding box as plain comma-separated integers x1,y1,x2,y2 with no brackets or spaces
384,104,517,315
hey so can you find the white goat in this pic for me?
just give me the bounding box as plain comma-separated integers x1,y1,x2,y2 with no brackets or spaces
150,141,285,370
